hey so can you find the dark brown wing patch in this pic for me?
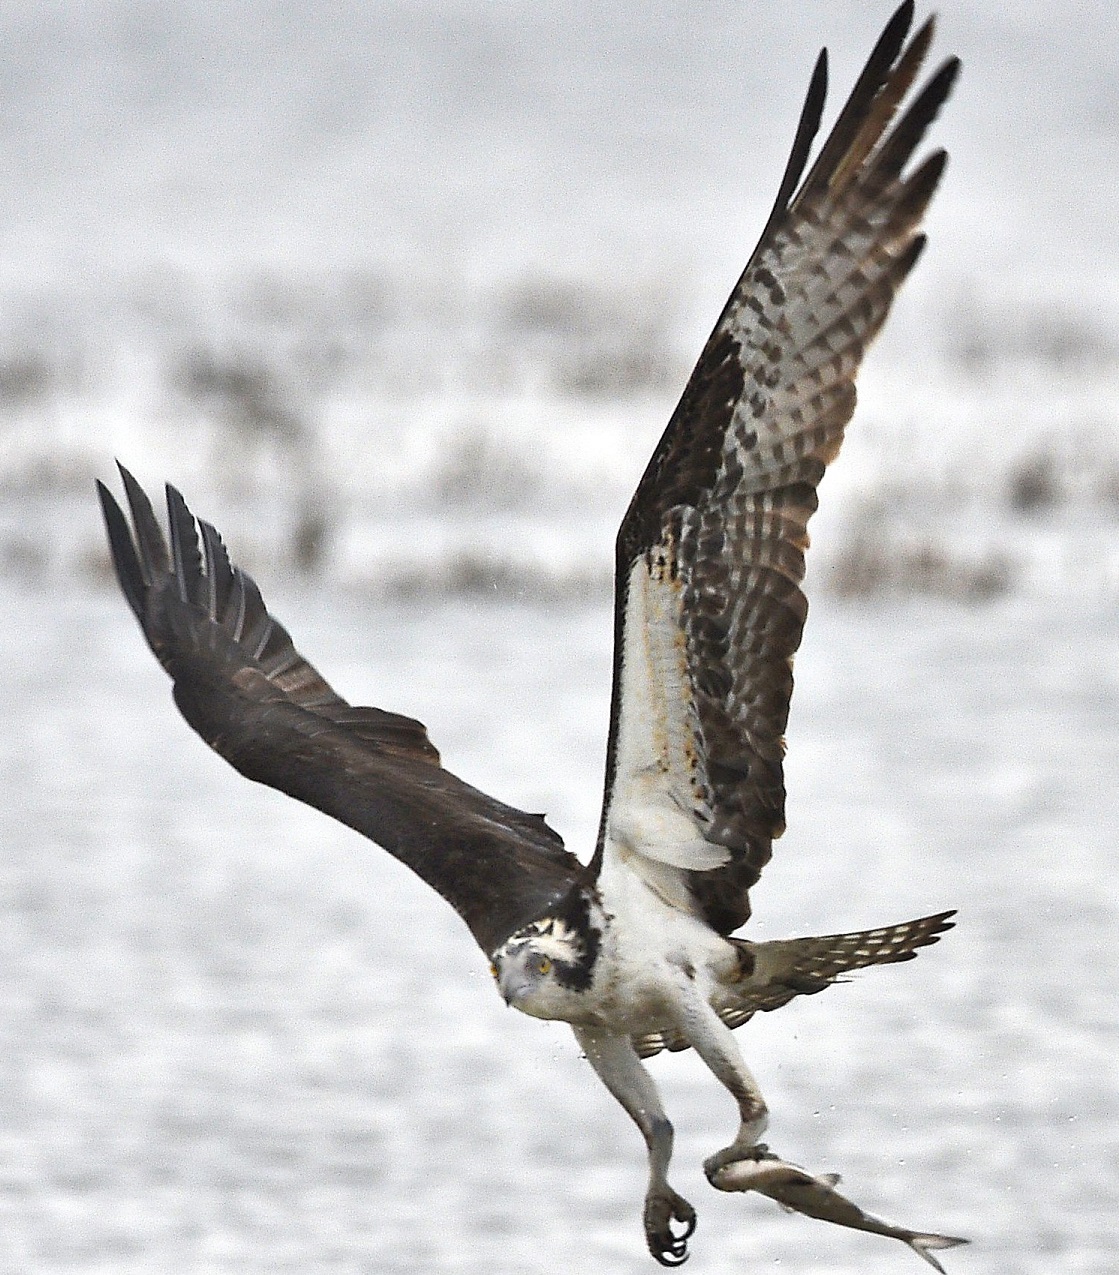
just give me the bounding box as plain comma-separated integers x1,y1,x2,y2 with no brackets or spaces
99,469,583,957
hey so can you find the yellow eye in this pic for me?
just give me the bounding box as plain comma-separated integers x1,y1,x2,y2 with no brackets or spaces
489,963,498,979
537,956,552,975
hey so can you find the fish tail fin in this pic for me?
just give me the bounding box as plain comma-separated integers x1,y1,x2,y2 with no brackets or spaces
906,1231,969,1273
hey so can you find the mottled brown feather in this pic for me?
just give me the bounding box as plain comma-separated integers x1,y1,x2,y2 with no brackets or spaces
595,6,958,935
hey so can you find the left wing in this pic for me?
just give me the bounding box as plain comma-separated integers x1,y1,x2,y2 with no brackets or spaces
592,3,958,933
98,466,583,957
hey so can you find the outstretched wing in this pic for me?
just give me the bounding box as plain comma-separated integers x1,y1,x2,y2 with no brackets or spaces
98,466,583,957
593,3,958,933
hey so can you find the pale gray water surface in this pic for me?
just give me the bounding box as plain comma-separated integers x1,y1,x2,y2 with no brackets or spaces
3,580,1116,1272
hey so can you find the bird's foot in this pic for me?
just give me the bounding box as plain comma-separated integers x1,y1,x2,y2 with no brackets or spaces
644,1186,697,1267
703,1140,778,1184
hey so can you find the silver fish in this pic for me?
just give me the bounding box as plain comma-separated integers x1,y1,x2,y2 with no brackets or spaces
710,1147,969,1273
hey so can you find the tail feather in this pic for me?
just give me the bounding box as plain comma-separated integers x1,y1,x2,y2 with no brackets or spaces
631,910,955,1058
750,909,958,1004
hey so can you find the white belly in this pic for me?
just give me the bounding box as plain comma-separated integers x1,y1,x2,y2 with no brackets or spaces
589,851,739,1034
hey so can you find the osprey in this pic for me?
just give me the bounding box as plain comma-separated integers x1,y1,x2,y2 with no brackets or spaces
98,4,966,1268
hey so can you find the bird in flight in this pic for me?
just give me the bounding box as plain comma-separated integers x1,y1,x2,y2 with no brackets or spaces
98,3,967,1267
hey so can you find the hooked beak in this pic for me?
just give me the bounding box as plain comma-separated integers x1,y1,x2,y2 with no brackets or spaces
495,965,526,1007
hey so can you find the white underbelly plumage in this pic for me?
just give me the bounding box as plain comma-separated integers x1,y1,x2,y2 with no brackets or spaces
588,849,740,1034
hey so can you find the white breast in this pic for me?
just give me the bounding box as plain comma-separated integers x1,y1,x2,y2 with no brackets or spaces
589,851,739,1034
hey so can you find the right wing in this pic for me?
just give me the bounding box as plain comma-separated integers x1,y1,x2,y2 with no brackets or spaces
593,3,958,936
97,466,583,957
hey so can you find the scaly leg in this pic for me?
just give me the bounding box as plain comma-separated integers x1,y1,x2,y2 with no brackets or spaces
573,1023,696,1267
668,970,770,1178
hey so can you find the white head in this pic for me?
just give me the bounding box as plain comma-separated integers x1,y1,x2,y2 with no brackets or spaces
490,911,598,1020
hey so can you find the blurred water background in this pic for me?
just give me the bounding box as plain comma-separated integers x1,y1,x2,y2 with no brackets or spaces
2,1,1117,1271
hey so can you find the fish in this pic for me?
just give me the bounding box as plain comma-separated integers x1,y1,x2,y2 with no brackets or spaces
709,1146,969,1272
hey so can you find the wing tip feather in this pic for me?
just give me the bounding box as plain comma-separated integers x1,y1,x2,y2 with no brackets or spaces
96,475,145,622
757,46,829,249
165,482,203,606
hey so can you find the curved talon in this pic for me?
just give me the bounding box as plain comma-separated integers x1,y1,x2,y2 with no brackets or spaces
644,1189,697,1266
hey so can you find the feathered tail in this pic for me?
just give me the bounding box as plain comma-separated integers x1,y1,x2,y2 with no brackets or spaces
739,908,957,1010
633,910,955,1058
